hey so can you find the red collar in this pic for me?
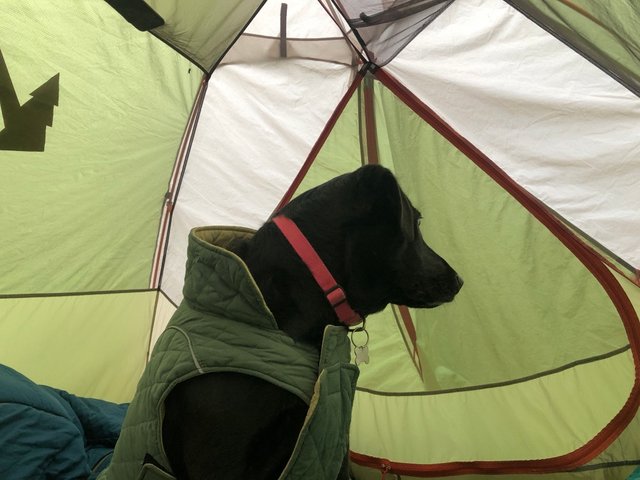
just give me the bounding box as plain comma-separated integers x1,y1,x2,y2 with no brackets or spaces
272,215,363,327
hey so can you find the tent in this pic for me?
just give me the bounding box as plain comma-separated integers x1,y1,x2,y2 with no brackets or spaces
2,0,639,478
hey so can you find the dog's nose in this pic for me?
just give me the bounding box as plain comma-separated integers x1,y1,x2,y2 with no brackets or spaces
455,274,464,290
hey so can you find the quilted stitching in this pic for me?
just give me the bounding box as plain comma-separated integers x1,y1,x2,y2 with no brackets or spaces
100,227,358,480
279,349,359,480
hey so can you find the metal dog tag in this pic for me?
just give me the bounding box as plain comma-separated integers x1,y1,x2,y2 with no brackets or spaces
351,322,370,366
354,345,369,365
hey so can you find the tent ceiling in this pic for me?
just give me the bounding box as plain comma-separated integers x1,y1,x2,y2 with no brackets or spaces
332,0,454,66
222,1,358,66
106,0,640,94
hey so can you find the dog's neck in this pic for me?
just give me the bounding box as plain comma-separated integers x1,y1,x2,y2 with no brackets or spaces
271,216,362,328
232,223,351,347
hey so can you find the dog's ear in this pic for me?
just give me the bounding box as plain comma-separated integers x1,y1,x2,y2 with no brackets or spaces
352,165,415,239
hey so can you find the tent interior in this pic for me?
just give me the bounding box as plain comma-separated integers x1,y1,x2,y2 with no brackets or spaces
1,0,640,478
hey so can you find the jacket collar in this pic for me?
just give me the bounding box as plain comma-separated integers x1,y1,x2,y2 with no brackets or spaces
183,226,279,331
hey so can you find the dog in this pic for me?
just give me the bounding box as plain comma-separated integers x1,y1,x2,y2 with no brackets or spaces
160,164,463,479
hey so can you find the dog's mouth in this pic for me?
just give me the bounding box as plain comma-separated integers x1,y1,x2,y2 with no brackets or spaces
400,282,463,309
395,273,463,310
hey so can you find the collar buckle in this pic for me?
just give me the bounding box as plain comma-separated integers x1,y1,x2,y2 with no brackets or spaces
325,285,347,308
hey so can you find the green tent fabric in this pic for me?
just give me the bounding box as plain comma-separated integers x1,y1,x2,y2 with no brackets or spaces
1,0,639,478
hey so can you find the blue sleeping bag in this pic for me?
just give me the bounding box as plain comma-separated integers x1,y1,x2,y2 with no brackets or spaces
0,364,127,480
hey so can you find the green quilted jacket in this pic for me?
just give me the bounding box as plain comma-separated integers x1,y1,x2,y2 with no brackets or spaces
99,226,359,480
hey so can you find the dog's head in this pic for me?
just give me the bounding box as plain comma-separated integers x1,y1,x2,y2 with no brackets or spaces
278,165,462,318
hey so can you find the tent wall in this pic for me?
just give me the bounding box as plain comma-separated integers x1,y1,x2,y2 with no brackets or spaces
149,291,177,356
386,0,640,274
505,0,640,97
0,292,154,403
371,83,631,389
352,349,634,461
301,77,639,474
1,1,200,294
1,0,200,401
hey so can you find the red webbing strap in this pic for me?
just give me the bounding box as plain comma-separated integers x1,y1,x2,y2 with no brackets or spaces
272,215,362,327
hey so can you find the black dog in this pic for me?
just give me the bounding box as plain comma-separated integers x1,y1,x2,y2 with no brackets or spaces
162,165,462,479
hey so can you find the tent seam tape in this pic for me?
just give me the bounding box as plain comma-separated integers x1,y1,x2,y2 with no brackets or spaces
356,344,631,397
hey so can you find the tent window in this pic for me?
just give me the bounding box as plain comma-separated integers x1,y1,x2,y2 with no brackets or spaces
350,0,451,27
332,0,454,66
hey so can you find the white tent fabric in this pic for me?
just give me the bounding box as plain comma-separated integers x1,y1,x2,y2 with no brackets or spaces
224,0,356,65
388,0,640,270
161,60,355,304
